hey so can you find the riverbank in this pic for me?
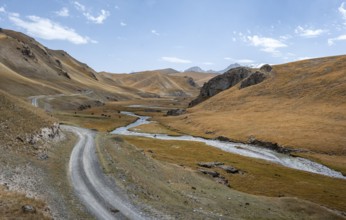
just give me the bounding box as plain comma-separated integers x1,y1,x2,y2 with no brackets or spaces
96,132,346,219
108,111,346,214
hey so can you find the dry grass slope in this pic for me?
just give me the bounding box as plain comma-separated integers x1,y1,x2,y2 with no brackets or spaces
100,70,200,98
0,89,55,152
160,55,346,155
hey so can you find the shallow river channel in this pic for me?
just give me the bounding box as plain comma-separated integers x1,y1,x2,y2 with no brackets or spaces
112,111,345,179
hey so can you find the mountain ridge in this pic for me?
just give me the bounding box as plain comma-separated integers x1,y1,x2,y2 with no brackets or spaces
0,28,200,101
184,63,241,74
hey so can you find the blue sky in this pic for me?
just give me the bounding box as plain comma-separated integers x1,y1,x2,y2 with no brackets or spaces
0,0,345,73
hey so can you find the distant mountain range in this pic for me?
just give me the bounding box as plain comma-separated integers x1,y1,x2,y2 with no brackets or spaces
184,63,241,74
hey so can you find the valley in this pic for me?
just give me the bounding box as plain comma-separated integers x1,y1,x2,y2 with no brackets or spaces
0,28,345,220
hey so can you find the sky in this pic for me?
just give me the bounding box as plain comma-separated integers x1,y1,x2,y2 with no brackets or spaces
0,0,345,73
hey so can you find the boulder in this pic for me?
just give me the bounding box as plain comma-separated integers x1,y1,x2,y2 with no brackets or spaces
22,205,36,213
198,169,220,177
214,176,230,187
218,165,239,174
197,162,224,168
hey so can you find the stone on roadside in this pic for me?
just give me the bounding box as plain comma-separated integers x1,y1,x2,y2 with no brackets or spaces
22,205,36,213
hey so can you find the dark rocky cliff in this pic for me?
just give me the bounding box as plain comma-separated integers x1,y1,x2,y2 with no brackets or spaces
189,65,272,107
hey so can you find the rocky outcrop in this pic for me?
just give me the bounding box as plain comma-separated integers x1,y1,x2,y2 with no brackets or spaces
240,71,267,89
215,136,232,142
189,65,272,107
189,67,252,107
260,64,272,72
197,162,236,187
218,165,239,174
166,109,186,116
197,162,224,168
248,137,294,154
26,123,61,145
186,77,197,87
198,169,220,177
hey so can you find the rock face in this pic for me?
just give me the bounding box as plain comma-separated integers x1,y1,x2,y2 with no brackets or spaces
240,71,267,89
189,67,252,107
189,66,271,107
260,64,272,72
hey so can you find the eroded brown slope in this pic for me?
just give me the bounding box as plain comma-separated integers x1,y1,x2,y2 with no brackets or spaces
0,29,201,102
160,55,346,154
99,70,200,97
0,29,139,100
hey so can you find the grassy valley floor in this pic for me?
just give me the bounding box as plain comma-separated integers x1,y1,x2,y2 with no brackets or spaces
95,133,345,219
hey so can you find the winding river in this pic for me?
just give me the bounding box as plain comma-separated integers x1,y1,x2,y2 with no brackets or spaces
112,111,345,179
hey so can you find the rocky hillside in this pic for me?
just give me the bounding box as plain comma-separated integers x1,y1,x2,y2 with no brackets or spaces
161,55,346,155
0,89,59,155
0,29,203,101
0,29,98,95
189,64,272,107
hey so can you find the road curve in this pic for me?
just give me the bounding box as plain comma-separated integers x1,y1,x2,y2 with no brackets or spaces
30,93,145,219
62,125,145,220
28,90,93,109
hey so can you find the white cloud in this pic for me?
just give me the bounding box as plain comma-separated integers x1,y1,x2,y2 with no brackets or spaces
339,2,346,20
295,26,326,38
279,35,292,41
55,7,69,17
84,10,109,24
74,1,110,24
247,35,287,55
202,62,214,65
9,14,93,44
151,29,160,36
328,34,346,45
120,22,127,26
236,59,254,63
9,12,19,17
0,6,5,13
224,57,254,64
74,2,86,11
297,56,312,61
161,56,191,64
